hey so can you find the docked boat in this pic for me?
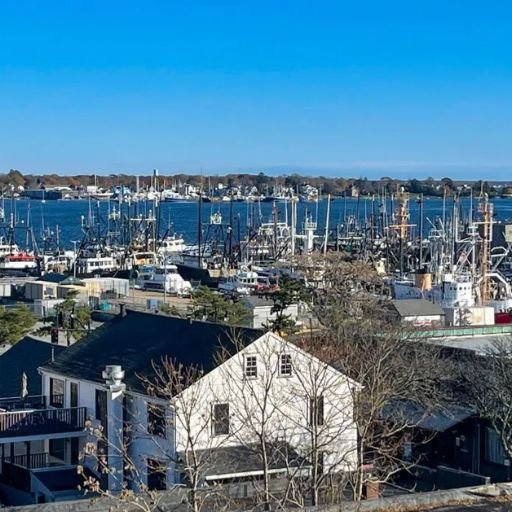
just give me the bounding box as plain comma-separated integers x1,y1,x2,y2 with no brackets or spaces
0,251,38,273
89,191,114,201
135,264,192,296
129,251,158,268
163,191,197,202
218,269,259,296
158,234,186,258
0,241,18,258
75,255,119,276
41,250,75,273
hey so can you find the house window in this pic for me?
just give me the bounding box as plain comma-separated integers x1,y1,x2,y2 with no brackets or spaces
95,389,108,431
70,382,78,408
147,458,166,490
49,378,64,408
147,404,166,437
484,427,507,465
309,396,324,427
244,355,257,379
212,403,230,436
279,354,292,376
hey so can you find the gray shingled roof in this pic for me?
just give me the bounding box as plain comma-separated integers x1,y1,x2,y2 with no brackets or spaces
41,310,263,393
391,299,445,318
382,400,474,432
0,337,67,398
242,296,274,308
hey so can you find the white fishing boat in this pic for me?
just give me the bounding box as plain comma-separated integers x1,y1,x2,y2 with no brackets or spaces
136,264,192,296
41,250,75,273
158,234,186,257
218,269,260,296
75,255,119,276
89,191,113,201
0,251,38,272
0,240,18,258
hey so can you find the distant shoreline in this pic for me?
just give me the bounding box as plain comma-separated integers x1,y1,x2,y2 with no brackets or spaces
0,169,509,199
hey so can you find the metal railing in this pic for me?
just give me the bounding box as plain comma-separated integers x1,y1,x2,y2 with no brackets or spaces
49,394,64,408
413,324,512,339
0,395,47,411
4,452,54,469
0,407,86,438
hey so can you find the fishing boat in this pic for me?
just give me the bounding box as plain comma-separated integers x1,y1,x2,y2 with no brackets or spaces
218,268,259,296
135,264,192,296
158,234,187,257
75,254,119,277
0,251,38,272
41,250,75,273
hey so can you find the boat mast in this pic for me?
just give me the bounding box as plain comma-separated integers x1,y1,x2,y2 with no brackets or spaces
479,194,493,305
418,193,424,269
197,186,203,268
323,194,331,255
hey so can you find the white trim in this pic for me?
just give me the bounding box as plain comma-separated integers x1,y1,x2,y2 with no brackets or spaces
0,430,85,445
39,368,109,391
205,466,311,481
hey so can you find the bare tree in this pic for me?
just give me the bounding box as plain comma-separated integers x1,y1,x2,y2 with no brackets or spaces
142,357,234,512
215,330,359,509
460,338,512,460
296,255,447,500
80,402,174,512
215,335,284,510
79,360,233,512
276,338,359,506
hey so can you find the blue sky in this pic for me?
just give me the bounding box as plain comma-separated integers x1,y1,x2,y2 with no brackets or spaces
1,1,512,179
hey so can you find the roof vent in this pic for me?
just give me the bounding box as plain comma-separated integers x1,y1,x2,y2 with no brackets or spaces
102,365,125,387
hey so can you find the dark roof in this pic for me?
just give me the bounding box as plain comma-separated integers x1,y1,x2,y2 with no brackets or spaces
36,273,83,286
36,273,69,284
178,442,309,480
0,337,67,397
41,310,263,393
242,296,274,308
382,400,474,432
390,299,445,318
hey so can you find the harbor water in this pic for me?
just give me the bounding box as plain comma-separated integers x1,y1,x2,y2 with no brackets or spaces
3,196,512,249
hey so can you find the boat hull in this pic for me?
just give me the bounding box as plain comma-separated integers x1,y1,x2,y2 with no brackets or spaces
175,263,218,287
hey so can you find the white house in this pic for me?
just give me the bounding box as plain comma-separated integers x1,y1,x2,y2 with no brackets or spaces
242,296,299,329
0,310,358,505
176,331,358,482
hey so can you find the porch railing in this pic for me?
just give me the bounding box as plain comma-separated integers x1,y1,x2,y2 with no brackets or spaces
3,452,61,469
0,407,86,438
0,395,47,411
